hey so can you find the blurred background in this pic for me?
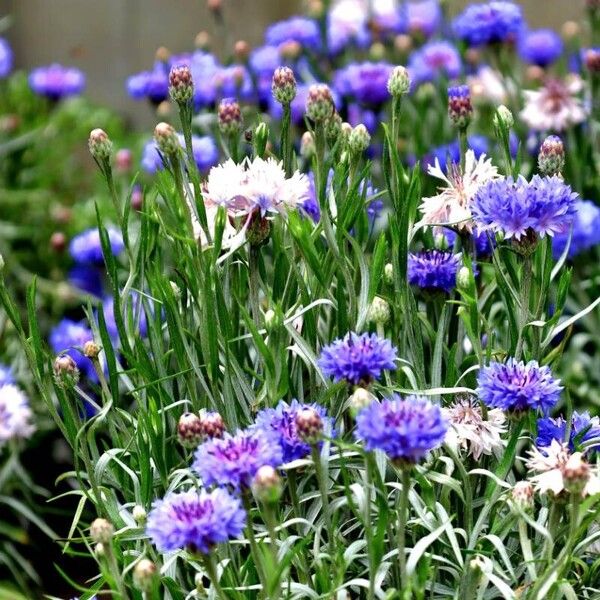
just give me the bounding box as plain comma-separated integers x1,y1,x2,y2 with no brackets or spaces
5,0,588,126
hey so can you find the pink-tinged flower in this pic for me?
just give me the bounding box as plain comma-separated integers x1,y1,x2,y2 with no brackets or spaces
0,384,35,445
468,66,509,105
520,76,587,132
419,150,500,231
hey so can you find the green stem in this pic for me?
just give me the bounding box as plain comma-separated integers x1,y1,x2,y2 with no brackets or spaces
287,471,310,584
248,246,262,326
364,455,376,600
311,445,334,556
518,519,537,582
458,128,468,172
281,104,292,176
515,255,533,361
241,491,268,596
397,467,411,596
202,553,228,600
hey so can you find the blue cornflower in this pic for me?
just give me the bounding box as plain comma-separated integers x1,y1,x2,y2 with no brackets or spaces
453,1,524,47
356,394,448,463
0,38,13,78
141,135,218,174
423,135,489,173
28,64,85,100
68,265,104,298
193,429,282,489
471,175,578,241
249,45,282,101
49,319,95,379
476,358,562,413
253,399,333,463
327,7,371,55
146,488,245,554
0,365,15,387
126,62,169,104
69,227,124,265
518,29,563,67
552,199,600,259
536,412,600,453
190,50,221,107
408,250,463,293
441,228,495,256
101,293,150,341
408,41,462,86
318,332,397,385
141,139,163,174
333,62,394,105
265,16,321,51
212,65,253,100
401,0,442,38
269,83,340,124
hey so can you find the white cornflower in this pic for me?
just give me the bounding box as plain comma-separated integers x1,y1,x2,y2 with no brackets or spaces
520,76,587,132
419,150,499,231
0,384,35,445
443,397,506,460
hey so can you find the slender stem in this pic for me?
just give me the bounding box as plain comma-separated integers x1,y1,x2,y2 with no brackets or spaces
202,553,228,600
518,520,537,582
458,128,468,172
515,255,533,361
248,246,262,326
287,471,310,584
241,491,268,595
311,445,334,556
397,467,411,596
104,543,130,600
281,104,292,176
364,455,376,600
261,502,281,600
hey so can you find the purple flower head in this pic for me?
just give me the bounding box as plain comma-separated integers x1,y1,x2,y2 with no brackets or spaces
536,411,600,453
101,293,149,342
193,428,282,489
177,134,219,173
401,0,442,38
68,265,104,298
189,50,221,107
0,38,13,78
0,365,15,387
126,62,169,104
333,62,394,105
453,1,524,47
471,175,578,241
249,45,283,101
269,83,340,124
518,29,563,67
318,332,397,385
552,199,600,259
28,64,85,100
408,250,463,293
69,227,124,265
356,394,448,463
476,358,562,413
408,41,462,86
265,16,321,51
327,5,371,55
49,319,95,378
212,65,253,100
141,139,163,174
146,488,245,554
254,399,333,463
423,135,489,172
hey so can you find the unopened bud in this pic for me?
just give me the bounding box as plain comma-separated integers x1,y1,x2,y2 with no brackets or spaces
448,85,472,130
90,518,114,544
253,121,269,156
169,65,194,104
198,409,226,440
195,31,211,50
131,185,143,211
348,124,371,155
154,122,180,157
53,355,79,388
394,34,413,54
177,412,203,448
349,387,376,415
247,212,271,246
95,543,105,557
115,148,133,173
132,505,147,525
305,84,335,123
369,42,386,61
562,453,591,495
584,48,600,74
280,40,302,60
83,341,101,359
170,280,181,299
252,465,283,504
510,481,534,513
367,296,390,325
50,231,67,252
218,98,243,136
155,46,170,63
387,66,411,97
207,0,222,13
493,105,514,132
384,263,394,285
295,407,323,443
538,135,564,177
456,266,471,290
234,40,250,62
326,112,343,145
133,559,157,592
88,129,113,162
301,131,315,159
272,66,297,106
264,308,281,331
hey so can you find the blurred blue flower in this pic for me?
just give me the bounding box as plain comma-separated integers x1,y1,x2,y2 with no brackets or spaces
213,64,253,100
408,250,463,293
270,82,340,124
189,50,221,107
552,199,600,259
356,394,447,463
265,16,321,51
518,29,563,67
141,134,218,174
327,5,371,54
28,64,86,100
536,411,600,453
401,0,442,38
408,41,462,86
146,488,245,553
318,332,397,385
249,45,283,101
333,62,394,105
101,294,149,341
441,228,495,257
477,358,562,413
0,38,13,78
49,319,95,379
126,62,169,104
69,227,124,265
453,1,524,47
0,365,15,387
68,265,104,298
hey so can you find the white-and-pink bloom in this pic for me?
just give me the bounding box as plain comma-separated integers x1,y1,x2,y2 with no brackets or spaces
0,384,35,445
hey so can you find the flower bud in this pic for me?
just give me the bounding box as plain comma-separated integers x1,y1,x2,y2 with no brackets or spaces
50,231,67,253
562,453,591,495
0,254,4,271
133,558,157,592
538,135,564,177
264,308,282,331
154,122,180,157
280,40,302,60
90,518,114,544
83,341,101,359
300,131,315,159
584,48,600,75
252,465,283,504
155,46,170,64
562,21,580,40
247,212,271,246
456,266,471,291
295,407,324,443
253,121,269,156
95,543,105,557
349,387,376,415
305,84,335,123
369,42,386,61
387,66,411,97
131,185,143,211
509,481,534,513
447,85,473,130
88,128,113,162
177,412,203,448
115,148,133,173
132,505,147,525
234,40,250,62
169,65,194,104
195,31,211,50
394,34,412,54
218,98,243,136
326,112,343,146
348,124,371,155
384,263,394,285
272,66,297,106
170,280,182,299
198,409,226,440
493,105,514,132
367,296,390,325
53,355,79,388
207,0,222,12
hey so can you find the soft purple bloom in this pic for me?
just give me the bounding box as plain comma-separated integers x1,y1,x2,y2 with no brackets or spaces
318,332,397,385
0,365,15,387
265,16,321,51
327,6,371,55
453,1,524,47
401,0,442,38
408,41,462,86
518,29,563,67
146,488,245,553
68,265,104,298
254,399,333,463
193,429,282,489
28,64,85,100
126,62,169,103
270,83,340,124
423,135,489,172
0,38,13,78
552,199,600,259
49,319,95,378
212,65,253,100
0,384,35,445
441,228,495,256
101,294,149,341
477,358,562,413
536,412,600,453
249,45,282,100
408,250,462,293
333,62,394,105
141,135,218,174
141,139,163,174
471,175,578,240
69,227,124,265
356,394,447,462
189,51,221,107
